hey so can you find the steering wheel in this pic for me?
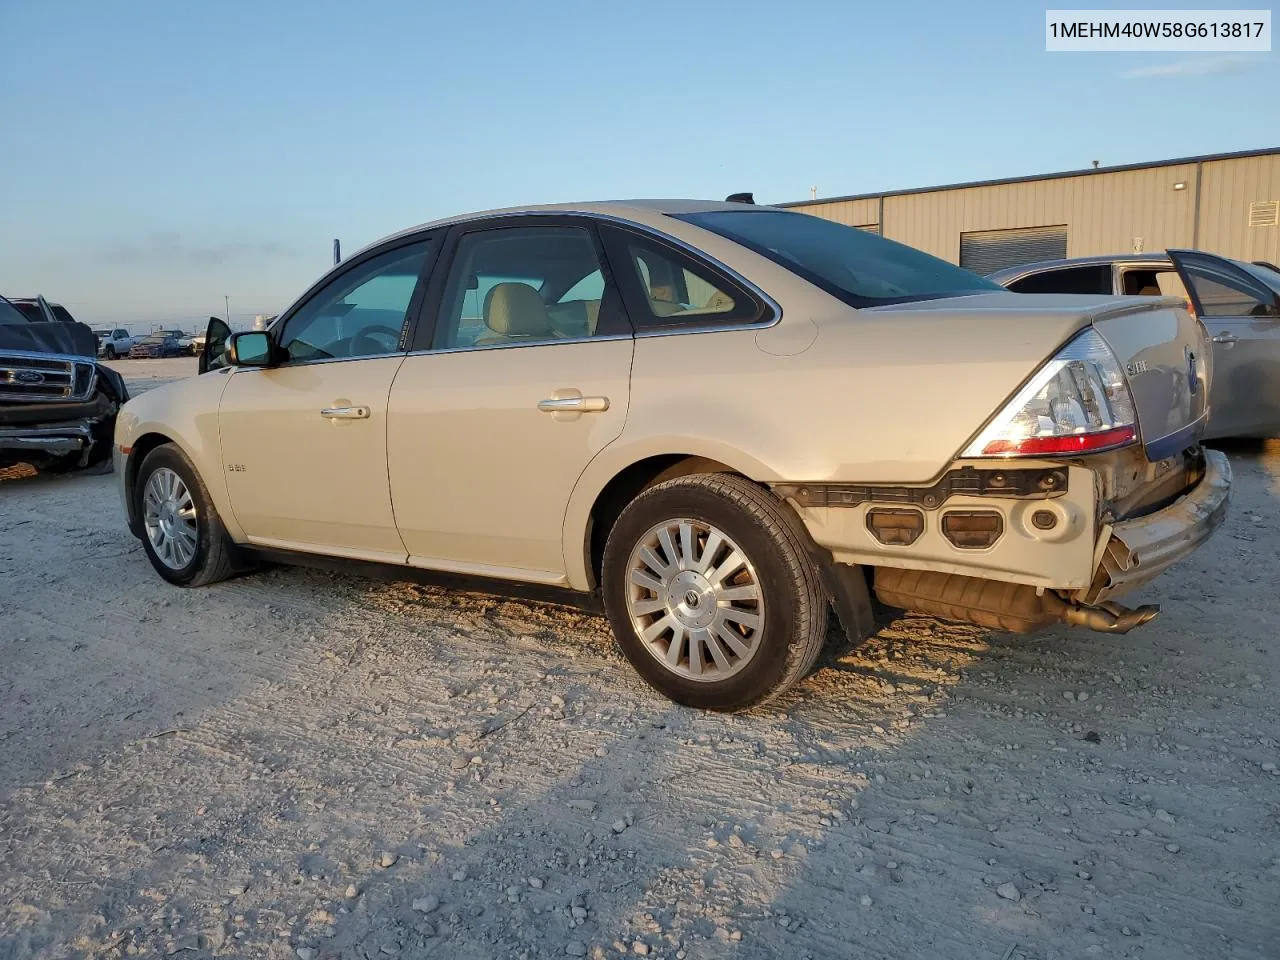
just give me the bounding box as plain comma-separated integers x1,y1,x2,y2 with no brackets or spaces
349,325,403,356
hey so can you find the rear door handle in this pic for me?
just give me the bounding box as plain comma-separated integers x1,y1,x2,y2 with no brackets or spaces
537,396,610,413
320,405,370,419
1211,333,1238,345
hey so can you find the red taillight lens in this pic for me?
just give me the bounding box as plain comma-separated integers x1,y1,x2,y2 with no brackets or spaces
963,330,1139,459
980,424,1137,457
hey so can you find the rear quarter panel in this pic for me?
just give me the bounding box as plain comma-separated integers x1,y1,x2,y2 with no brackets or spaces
560,291,1094,590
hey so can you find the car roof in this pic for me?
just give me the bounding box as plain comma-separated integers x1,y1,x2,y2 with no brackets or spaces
363,199,771,258
988,253,1173,280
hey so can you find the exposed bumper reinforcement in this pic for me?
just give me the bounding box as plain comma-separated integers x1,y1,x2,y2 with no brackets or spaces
1080,448,1231,604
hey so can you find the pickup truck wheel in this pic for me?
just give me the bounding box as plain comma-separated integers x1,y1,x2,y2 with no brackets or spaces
104,347,116,360
602,473,827,711
135,444,237,587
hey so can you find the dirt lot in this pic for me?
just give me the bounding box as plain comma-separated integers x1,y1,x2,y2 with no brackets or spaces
2,358,1278,960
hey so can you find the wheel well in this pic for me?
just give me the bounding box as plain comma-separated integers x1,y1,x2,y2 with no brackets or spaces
584,455,739,590
124,432,175,531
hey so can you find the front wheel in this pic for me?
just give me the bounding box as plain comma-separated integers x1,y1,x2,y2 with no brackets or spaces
134,444,239,586
104,346,116,360
601,473,828,711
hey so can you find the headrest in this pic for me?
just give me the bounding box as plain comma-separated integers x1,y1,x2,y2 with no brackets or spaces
483,282,550,337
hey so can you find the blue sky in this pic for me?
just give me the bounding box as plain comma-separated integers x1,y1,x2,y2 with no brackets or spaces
1,0,1275,328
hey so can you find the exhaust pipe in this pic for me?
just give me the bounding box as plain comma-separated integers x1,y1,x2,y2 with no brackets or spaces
873,567,1161,634
1061,600,1159,634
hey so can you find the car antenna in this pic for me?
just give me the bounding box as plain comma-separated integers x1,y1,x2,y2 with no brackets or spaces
724,192,755,204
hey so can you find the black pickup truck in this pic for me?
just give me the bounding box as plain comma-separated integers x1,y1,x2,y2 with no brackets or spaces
0,294,129,472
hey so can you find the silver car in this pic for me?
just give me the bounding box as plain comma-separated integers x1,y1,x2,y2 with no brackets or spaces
990,252,1280,439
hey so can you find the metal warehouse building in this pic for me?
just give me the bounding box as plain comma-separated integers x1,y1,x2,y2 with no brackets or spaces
780,147,1280,275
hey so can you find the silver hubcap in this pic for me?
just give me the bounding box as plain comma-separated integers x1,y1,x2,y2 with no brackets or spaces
624,518,764,682
142,467,198,570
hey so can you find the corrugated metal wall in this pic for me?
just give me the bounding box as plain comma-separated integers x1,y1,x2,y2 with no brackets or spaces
1199,154,1280,264
793,196,879,230
790,153,1280,265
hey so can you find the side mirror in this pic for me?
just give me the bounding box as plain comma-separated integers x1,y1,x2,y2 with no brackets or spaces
227,331,273,367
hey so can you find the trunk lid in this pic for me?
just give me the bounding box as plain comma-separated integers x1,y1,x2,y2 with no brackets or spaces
1088,297,1211,460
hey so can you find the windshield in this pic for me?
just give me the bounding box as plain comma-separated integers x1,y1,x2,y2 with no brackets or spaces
676,209,1001,306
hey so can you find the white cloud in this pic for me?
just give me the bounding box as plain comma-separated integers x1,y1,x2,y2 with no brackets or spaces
1121,54,1251,79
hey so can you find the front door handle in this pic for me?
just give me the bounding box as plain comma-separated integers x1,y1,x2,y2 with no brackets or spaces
1211,332,1238,345
537,396,610,413
320,405,370,419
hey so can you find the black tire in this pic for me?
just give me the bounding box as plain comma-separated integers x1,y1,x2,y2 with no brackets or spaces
601,473,827,711
134,443,238,587
104,347,116,360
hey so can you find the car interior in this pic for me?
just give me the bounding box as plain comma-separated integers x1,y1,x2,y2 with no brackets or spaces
1120,267,1188,298
440,230,606,349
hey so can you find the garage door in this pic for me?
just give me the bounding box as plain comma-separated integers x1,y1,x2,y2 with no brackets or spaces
960,226,1068,276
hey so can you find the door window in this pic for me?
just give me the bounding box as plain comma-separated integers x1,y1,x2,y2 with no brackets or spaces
276,239,434,363
434,225,624,349
1007,264,1112,295
1182,260,1280,318
602,228,763,328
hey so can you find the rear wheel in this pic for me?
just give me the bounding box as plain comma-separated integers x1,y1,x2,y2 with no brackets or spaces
601,473,827,711
135,444,239,586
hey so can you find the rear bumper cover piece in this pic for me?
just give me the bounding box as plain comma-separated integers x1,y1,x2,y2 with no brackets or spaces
1081,448,1231,603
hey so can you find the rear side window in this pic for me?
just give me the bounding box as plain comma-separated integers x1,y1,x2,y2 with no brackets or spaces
51,305,76,324
1008,264,1112,295
599,226,765,329
677,209,999,307
433,224,628,349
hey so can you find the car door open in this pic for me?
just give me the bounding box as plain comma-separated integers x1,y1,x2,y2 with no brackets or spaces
1169,249,1280,438
387,219,634,583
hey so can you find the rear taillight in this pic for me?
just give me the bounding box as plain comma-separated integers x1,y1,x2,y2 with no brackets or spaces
963,329,1138,458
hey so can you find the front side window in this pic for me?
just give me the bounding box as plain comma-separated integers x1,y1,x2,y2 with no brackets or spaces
678,209,1000,307
434,225,622,349
277,239,434,363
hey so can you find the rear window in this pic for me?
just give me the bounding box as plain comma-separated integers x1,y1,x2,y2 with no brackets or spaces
10,301,43,322
675,209,1000,306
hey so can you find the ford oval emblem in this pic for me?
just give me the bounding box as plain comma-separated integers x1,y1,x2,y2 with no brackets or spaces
16,370,45,384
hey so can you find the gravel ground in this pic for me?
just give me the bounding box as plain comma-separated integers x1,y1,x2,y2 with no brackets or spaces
1,359,1277,960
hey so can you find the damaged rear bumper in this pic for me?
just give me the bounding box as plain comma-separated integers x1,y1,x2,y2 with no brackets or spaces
1081,448,1231,603
872,449,1231,634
